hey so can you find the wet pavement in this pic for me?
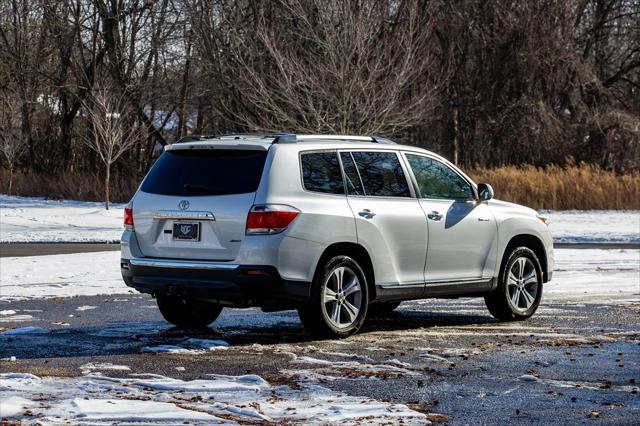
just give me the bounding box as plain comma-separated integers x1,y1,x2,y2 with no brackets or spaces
1,294,638,424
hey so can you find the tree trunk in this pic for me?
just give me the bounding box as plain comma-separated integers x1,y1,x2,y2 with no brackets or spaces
451,104,460,166
104,163,111,210
8,167,13,195
177,39,192,138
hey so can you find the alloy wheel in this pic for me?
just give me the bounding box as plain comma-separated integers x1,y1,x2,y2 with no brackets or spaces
506,257,539,313
322,266,363,329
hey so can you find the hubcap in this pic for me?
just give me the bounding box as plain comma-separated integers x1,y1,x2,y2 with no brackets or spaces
322,266,362,328
506,257,539,312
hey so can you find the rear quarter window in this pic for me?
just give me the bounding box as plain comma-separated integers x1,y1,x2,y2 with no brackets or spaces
141,149,267,196
301,152,345,194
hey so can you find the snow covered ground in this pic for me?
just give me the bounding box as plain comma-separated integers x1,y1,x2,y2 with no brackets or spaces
0,195,124,243
0,194,637,302
0,251,127,301
544,210,639,244
0,372,424,424
1,248,637,303
545,248,639,303
1,195,638,244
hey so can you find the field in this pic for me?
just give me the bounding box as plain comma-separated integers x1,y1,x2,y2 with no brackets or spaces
470,164,640,210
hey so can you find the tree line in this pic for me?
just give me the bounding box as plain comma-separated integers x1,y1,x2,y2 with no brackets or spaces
1,0,638,201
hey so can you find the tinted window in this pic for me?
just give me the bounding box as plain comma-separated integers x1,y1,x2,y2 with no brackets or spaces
350,151,411,197
141,149,267,196
301,152,344,194
406,154,473,200
339,152,364,195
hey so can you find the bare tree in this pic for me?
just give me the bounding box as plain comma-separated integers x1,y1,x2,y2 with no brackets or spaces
0,91,27,194
82,86,140,209
189,0,445,135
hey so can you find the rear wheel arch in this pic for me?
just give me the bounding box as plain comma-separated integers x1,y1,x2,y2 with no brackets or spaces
314,242,376,301
502,234,548,281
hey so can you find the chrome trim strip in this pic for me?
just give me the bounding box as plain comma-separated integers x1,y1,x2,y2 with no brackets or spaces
378,278,492,289
129,258,238,270
425,278,492,286
153,210,215,221
378,281,425,289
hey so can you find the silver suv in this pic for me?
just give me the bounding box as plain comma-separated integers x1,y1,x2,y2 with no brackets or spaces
121,134,554,337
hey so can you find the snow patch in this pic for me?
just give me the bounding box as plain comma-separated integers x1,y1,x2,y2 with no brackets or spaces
64,398,218,422
0,314,34,322
0,372,426,424
80,363,131,374
0,326,48,335
76,305,97,311
183,338,229,350
142,345,191,354
0,396,33,418
142,339,230,354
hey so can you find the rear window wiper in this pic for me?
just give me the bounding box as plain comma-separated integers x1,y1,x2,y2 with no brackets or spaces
183,184,219,193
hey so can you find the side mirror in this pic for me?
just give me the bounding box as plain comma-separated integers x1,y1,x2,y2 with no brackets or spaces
477,183,494,201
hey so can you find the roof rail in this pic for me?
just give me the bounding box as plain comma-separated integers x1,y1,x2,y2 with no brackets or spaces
175,133,286,143
272,134,396,144
176,133,396,145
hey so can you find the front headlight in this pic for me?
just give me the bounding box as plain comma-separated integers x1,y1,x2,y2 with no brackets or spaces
537,215,549,225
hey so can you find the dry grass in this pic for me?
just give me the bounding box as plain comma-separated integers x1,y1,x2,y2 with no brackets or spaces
0,170,137,204
2,164,639,210
470,164,640,210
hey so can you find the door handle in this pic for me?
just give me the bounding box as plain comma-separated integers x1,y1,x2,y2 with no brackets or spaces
358,209,376,219
427,211,443,221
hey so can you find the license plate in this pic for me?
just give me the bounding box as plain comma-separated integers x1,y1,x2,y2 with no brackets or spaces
172,222,200,241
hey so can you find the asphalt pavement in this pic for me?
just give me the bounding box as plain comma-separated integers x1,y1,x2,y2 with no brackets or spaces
1,293,638,424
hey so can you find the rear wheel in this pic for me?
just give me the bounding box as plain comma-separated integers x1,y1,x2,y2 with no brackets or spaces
298,255,369,338
367,301,401,317
156,296,222,328
485,247,543,321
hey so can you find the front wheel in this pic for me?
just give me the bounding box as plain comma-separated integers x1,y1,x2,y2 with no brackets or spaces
298,256,369,338
484,247,543,321
156,295,222,328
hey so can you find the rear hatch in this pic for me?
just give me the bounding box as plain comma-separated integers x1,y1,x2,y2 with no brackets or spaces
133,147,268,261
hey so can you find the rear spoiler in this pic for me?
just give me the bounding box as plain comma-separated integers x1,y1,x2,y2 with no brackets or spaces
166,142,268,151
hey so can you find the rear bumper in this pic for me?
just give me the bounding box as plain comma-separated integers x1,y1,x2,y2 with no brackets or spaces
120,257,311,308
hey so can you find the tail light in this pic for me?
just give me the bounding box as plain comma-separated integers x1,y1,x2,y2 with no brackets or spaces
246,204,300,235
124,207,134,230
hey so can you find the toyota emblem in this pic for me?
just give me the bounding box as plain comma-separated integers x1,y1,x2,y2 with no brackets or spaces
178,200,190,210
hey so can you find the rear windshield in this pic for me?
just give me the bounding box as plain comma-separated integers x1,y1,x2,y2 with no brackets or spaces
141,149,267,196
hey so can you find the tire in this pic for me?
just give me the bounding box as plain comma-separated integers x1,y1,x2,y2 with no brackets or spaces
485,246,543,321
298,255,369,338
367,301,401,317
156,295,222,328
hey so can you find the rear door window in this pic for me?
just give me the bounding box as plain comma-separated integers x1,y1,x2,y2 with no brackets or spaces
301,152,344,194
350,151,411,197
141,149,267,196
